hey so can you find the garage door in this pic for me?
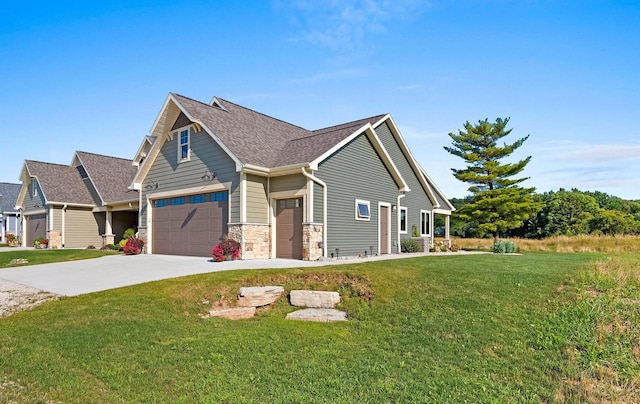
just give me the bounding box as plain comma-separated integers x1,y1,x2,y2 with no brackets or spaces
152,191,229,257
26,214,46,246
276,198,303,259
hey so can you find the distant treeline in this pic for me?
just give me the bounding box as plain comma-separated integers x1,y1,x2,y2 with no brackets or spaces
449,189,640,238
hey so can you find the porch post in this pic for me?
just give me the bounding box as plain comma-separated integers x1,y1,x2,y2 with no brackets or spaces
445,215,451,248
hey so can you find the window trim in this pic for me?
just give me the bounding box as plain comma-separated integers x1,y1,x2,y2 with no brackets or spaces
355,199,371,221
399,207,408,234
420,209,431,237
176,126,191,162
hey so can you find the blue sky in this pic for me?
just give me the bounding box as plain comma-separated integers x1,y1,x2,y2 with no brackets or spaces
1,0,638,200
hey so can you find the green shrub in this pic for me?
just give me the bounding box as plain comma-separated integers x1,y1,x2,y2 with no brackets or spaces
106,244,120,251
493,240,516,254
411,224,419,237
401,238,421,253
123,228,136,239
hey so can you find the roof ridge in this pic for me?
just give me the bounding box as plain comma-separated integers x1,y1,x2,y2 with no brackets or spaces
76,150,133,162
25,159,69,168
312,114,387,135
213,97,311,133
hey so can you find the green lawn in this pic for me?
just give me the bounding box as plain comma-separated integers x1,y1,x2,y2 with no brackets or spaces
1,252,638,402
0,249,117,269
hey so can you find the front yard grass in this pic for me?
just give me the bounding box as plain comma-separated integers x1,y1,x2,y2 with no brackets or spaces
0,249,117,269
1,252,638,402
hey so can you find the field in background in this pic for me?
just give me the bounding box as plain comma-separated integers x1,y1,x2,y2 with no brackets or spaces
452,235,640,253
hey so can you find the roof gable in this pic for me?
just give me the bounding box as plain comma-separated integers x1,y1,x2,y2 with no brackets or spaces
74,151,139,204
19,160,95,206
0,182,21,212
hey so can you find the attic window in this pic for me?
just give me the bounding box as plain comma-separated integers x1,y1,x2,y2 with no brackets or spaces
77,165,89,179
176,127,190,162
31,179,38,198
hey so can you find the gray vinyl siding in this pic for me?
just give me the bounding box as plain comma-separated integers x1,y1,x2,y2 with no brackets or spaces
22,181,46,212
140,127,240,225
64,207,103,248
269,174,306,193
246,174,268,223
312,182,324,223
315,134,400,257
375,122,435,239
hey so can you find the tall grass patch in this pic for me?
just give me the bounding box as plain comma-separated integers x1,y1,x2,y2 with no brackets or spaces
454,235,640,253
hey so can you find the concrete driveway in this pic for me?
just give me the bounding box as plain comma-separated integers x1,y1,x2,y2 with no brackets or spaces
0,250,483,297
0,254,325,296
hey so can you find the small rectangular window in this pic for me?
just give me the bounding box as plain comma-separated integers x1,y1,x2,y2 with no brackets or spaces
400,207,407,234
32,180,38,198
211,191,228,201
420,210,430,236
154,199,168,208
170,197,185,206
355,199,370,221
189,194,206,204
177,128,190,162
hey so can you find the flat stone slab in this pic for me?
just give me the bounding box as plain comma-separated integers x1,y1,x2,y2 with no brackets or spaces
290,290,340,308
286,308,347,322
209,307,256,320
237,286,284,307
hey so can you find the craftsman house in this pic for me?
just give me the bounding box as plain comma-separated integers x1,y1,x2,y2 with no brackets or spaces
0,182,21,243
131,93,454,260
16,151,138,248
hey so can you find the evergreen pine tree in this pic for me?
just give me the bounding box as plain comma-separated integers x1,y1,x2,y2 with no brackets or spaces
444,117,541,242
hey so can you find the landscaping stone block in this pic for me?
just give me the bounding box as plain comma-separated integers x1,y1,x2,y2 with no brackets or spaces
237,286,284,307
289,290,340,308
209,307,256,320
286,308,347,322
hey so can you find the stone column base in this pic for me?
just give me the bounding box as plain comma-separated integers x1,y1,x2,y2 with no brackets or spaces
49,231,62,249
302,223,323,261
228,223,271,259
102,234,115,247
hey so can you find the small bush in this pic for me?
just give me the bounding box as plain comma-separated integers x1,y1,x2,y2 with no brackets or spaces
5,233,18,247
401,238,421,253
123,228,136,239
212,237,241,262
86,245,96,250
493,240,516,254
118,238,128,250
123,237,145,255
107,244,120,251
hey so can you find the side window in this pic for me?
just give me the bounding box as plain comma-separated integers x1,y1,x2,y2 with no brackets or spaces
31,179,38,197
420,210,431,236
355,199,370,221
400,207,407,234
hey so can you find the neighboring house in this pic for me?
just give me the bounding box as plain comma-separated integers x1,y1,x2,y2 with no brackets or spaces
15,152,139,248
131,93,454,259
0,182,22,243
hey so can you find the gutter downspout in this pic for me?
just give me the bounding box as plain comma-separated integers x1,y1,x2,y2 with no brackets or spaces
397,193,405,253
62,204,67,248
301,167,327,258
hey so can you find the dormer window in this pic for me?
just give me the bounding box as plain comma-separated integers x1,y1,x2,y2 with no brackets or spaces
31,179,38,197
177,128,190,162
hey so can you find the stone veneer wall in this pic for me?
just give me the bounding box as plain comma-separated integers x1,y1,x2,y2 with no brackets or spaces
228,223,271,260
302,223,323,261
137,227,148,254
49,231,62,249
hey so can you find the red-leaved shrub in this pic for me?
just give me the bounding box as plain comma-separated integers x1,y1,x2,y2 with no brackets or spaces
123,237,145,255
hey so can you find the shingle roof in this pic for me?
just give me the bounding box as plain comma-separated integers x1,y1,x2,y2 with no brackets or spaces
0,182,21,212
171,93,386,168
24,160,95,205
75,151,138,203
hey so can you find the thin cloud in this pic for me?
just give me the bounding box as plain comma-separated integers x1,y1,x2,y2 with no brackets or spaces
275,0,430,55
289,68,367,84
563,144,640,162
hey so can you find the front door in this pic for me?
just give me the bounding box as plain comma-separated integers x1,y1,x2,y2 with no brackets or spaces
379,205,390,254
276,198,303,259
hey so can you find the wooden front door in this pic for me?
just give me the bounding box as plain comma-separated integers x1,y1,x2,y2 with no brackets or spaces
276,198,303,259
379,205,390,254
